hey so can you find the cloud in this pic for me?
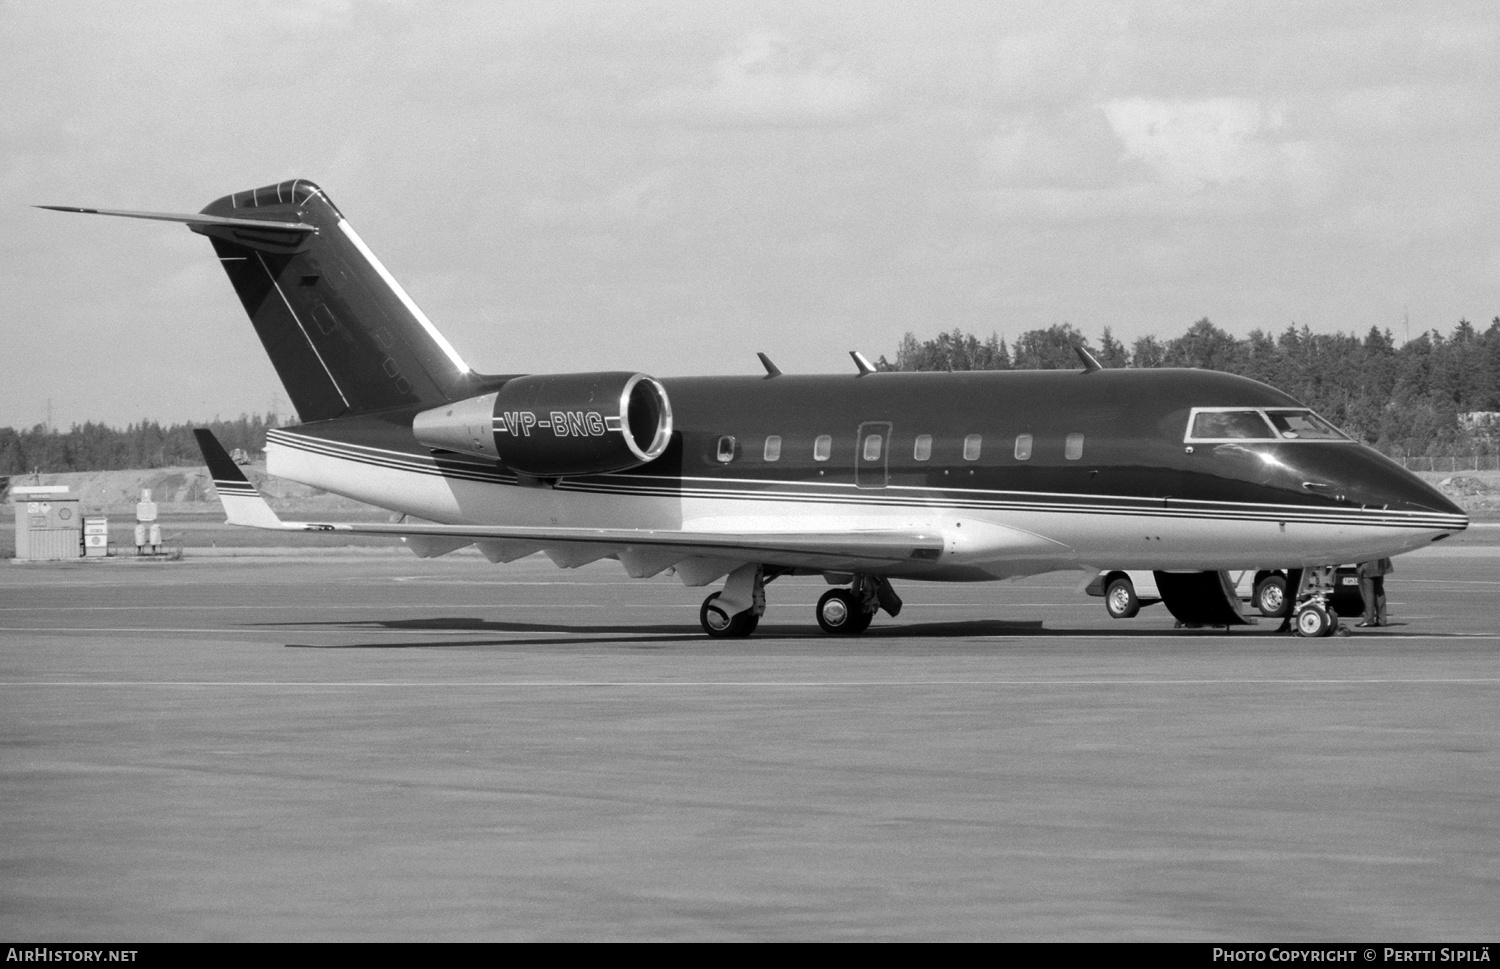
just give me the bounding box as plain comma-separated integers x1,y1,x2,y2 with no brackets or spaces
981,110,1121,190
638,32,877,127
521,171,675,229
1102,97,1321,191
1333,84,1498,135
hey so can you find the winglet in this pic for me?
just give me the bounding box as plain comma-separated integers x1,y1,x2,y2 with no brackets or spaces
193,429,287,529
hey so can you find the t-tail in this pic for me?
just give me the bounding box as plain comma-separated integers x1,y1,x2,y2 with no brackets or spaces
40,180,477,422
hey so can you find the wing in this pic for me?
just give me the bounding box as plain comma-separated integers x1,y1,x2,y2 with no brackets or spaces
194,430,944,582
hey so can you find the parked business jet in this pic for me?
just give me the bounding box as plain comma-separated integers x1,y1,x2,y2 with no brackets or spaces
42,180,1468,637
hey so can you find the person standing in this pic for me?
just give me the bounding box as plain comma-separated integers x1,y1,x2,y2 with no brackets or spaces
1357,557,1393,627
1275,567,1304,633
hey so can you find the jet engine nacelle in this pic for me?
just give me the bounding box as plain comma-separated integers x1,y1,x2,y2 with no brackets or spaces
413,371,673,476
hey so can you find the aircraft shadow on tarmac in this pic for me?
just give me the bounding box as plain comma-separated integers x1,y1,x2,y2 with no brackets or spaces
251,615,1420,649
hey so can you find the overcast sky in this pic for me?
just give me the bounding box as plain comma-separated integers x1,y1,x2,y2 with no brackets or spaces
3,0,1497,429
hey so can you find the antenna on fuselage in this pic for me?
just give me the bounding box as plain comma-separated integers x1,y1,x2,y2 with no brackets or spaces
850,351,876,375
1075,345,1103,373
757,352,782,377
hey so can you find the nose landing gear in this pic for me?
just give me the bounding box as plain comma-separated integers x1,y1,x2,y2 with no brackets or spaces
1290,565,1343,638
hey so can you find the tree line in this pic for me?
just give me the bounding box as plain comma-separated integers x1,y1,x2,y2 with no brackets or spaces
877,317,1500,458
5,316,1499,474
0,414,285,476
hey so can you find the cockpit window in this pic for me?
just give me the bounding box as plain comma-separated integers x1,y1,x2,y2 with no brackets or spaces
1186,407,1349,443
1263,409,1346,440
1189,409,1275,440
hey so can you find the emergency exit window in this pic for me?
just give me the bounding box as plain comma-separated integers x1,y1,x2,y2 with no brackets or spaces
863,434,883,461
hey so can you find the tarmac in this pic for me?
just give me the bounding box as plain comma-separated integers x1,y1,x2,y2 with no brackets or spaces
2,534,1497,941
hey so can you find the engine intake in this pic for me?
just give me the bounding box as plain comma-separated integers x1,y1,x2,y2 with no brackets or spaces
413,371,673,476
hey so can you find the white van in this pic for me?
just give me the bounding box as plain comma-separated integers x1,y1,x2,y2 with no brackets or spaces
1084,568,1362,620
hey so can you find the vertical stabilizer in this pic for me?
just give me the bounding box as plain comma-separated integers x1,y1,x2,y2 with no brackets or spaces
192,180,475,422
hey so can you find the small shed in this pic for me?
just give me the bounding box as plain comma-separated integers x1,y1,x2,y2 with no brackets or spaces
12,485,82,561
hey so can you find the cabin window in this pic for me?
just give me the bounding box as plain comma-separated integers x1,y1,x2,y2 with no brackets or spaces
863,434,883,462
963,434,982,461
716,436,737,463
763,435,782,462
913,434,932,461
813,434,832,461
1065,433,1084,460
1014,434,1033,460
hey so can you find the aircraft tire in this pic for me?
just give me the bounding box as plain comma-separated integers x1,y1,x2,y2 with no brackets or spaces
1104,575,1140,619
700,593,758,638
1294,602,1333,638
1254,574,1289,617
816,589,867,635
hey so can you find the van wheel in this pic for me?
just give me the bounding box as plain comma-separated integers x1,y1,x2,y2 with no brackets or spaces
1254,574,1289,617
1105,576,1140,619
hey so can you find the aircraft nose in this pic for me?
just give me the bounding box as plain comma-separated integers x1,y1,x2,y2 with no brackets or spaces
1313,448,1468,523
1371,468,1467,518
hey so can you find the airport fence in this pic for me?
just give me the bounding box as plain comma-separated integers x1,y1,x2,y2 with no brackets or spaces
1393,454,1500,473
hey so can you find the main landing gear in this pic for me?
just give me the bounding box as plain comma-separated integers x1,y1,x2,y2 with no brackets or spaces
815,575,903,635
697,568,903,638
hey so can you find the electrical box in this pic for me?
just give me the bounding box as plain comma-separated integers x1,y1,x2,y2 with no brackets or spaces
83,515,110,557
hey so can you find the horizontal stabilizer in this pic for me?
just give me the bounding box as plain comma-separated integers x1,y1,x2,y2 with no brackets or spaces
193,429,291,530
36,206,315,233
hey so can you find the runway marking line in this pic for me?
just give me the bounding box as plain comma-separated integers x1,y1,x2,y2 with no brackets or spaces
0,603,1104,612
2,624,1497,642
3,677,1498,688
